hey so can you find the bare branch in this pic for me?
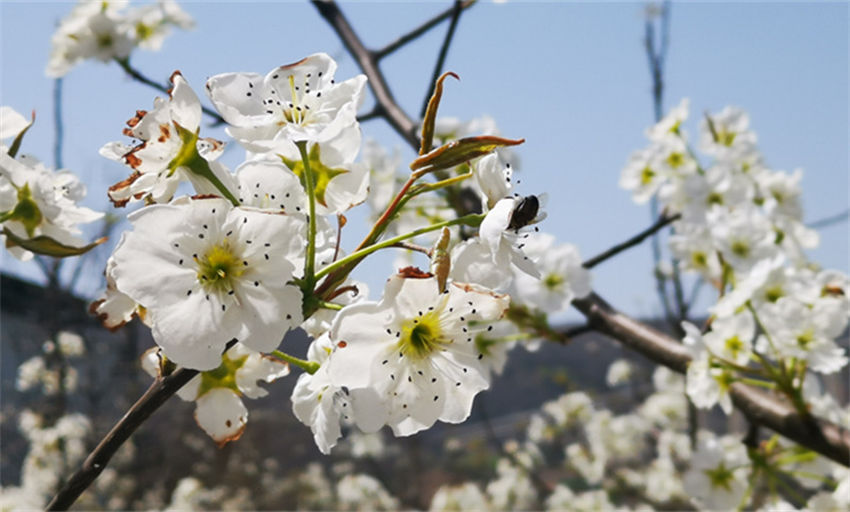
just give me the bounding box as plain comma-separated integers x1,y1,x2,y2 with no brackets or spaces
808,208,850,229
571,293,850,466
375,0,477,60
115,58,225,126
582,212,681,269
419,1,464,118
312,0,419,148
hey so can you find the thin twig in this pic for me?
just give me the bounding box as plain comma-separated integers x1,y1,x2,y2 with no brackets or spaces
375,0,477,60
419,0,464,119
53,78,64,169
808,208,850,229
356,105,384,123
563,324,595,339
312,0,419,148
581,212,681,269
391,241,432,256
115,58,225,125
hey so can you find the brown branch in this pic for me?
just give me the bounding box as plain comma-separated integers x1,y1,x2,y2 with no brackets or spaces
47,366,200,510
581,212,681,269
47,340,237,510
571,292,850,466
312,0,419,149
419,1,464,118
374,0,477,60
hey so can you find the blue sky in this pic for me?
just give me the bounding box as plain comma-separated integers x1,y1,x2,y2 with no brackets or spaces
1,1,847,321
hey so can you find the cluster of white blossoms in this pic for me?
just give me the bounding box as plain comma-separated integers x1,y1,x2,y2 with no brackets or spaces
17,331,86,396
85,51,598,452
621,99,849,415
46,0,194,78
0,411,91,510
0,107,104,261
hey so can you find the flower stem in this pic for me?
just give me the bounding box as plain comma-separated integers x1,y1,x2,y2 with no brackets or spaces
314,213,485,281
317,300,343,311
297,141,318,286
270,350,319,374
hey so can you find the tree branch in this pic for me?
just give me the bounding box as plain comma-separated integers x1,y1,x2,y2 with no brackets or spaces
571,292,850,466
47,366,200,510
374,0,477,60
582,212,681,269
312,0,419,149
419,0,464,118
115,58,225,126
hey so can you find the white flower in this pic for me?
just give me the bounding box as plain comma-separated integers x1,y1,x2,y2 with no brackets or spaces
702,309,755,365
605,359,632,387
0,106,30,142
206,53,367,152
760,297,848,374
111,197,304,370
683,433,751,510
125,0,194,51
709,205,778,274
100,71,232,206
429,482,490,511
142,343,289,446
620,146,667,204
511,233,591,313
335,474,400,511
699,106,758,161
683,322,734,414
451,197,540,292
56,331,85,357
327,271,509,436
472,152,514,210
486,459,538,511
0,152,103,261
46,1,134,78
647,98,689,141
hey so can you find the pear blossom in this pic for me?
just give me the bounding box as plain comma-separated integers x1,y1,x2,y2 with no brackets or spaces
683,321,735,413
90,255,148,331
699,106,757,161
0,151,103,261
451,197,540,292
619,146,667,204
142,343,289,445
110,197,304,370
125,0,194,51
605,359,633,387
335,474,400,511
702,309,755,365
206,53,367,152
429,482,490,511
683,434,751,510
100,71,233,206
292,335,359,454
46,1,134,78
327,271,510,436
0,106,30,142
510,233,591,313
759,298,848,374
647,98,689,141
472,152,514,210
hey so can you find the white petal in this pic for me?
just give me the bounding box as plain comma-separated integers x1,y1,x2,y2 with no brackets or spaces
194,388,248,446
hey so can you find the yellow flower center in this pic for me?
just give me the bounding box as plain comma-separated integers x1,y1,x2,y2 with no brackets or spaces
197,241,244,291
397,311,450,360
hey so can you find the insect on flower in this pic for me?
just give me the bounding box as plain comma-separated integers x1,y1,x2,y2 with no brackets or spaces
508,194,546,231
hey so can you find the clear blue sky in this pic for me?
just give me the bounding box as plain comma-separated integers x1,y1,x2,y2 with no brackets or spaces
1,1,847,321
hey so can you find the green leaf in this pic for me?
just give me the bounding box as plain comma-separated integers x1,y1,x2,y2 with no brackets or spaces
3,227,106,258
410,135,525,174
6,110,34,159
420,71,459,156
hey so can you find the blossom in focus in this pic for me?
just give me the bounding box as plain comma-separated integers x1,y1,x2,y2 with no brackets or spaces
326,271,509,437
100,72,232,206
0,151,103,261
110,197,304,370
510,233,591,314
206,53,367,152
142,344,289,445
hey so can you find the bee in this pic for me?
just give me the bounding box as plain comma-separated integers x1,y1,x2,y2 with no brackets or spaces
507,194,541,231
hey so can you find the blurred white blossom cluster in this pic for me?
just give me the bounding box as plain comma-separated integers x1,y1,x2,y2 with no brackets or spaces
46,0,193,77
621,100,849,416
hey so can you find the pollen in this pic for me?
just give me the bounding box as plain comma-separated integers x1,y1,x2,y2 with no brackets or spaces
196,241,244,291
397,311,450,360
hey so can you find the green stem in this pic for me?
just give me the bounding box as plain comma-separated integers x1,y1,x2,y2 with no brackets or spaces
190,154,239,206
739,377,777,389
314,213,485,281
408,172,473,198
298,141,318,286
270,350,319,374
